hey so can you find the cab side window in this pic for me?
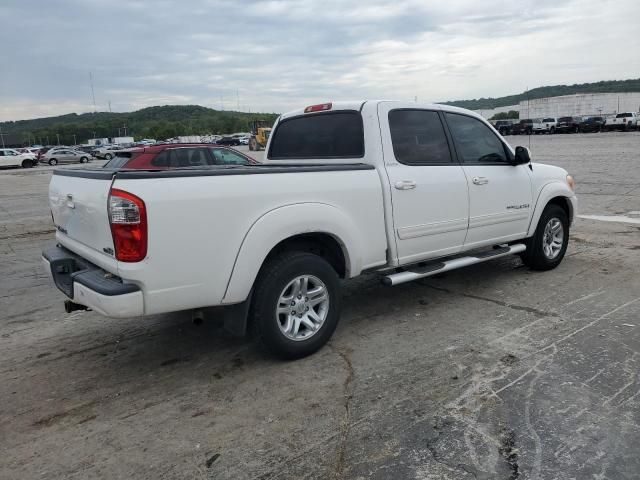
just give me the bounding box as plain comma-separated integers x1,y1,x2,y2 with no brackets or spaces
389,110,452,165
445,113,509,164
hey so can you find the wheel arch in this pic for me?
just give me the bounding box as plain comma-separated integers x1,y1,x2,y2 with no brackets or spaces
527,181,575,237
222,203,360,304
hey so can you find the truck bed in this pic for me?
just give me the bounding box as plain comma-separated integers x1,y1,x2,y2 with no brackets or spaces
48,164,388,316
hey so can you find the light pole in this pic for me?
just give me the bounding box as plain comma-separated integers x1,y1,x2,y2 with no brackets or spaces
73,134,77,145
56,134,60,145
0,127,5,148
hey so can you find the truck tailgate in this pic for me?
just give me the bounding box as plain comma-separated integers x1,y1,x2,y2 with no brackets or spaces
49,170,116,265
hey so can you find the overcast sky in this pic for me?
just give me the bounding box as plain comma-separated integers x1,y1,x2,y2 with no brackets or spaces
1,0,639,121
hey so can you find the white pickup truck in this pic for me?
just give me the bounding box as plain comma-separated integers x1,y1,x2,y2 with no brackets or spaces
43,101,577,358
532,117,557,134
605,112,639,131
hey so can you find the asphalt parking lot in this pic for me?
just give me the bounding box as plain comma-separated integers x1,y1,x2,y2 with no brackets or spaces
1,133,639,479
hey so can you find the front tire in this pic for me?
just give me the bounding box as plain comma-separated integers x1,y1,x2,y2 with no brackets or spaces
104,153,113,160
521,204,569,271
48,158,58,166
21,159,33,168
80,156,88,163
251,251,341,359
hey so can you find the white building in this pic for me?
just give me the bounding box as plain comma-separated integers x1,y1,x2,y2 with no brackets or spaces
474,92,640,119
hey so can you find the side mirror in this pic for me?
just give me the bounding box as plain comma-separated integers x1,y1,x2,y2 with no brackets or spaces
513,146,531,165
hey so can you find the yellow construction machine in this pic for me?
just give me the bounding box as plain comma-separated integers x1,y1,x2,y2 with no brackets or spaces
248,120,272,151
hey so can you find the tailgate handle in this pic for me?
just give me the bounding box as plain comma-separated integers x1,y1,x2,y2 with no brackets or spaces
66,194,75,209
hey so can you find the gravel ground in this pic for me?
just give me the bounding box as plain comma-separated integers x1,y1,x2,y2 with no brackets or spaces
1,132,639,479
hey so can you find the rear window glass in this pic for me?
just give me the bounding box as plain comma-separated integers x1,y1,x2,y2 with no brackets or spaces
616,113,633,118
558,117,572,122
388,110,452,165
543,118,555,122
269,112,364,159
151,148,211,168
104,152,139,169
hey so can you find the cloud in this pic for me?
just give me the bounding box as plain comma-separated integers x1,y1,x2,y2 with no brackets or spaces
1,0,639,120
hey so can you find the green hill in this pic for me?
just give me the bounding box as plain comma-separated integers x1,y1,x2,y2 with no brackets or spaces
3,78,640,145
442,78,640,110
0,105,278,145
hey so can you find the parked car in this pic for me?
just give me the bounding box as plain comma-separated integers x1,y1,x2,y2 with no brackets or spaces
93,145,123,159
103,144,258,169
43,149,91,166
579,116,606,133
555,116,582,133
605,112,639,131
0,148,37,168
533,117,558,134
43,101,576,359
494,120,514,135
511,119,534,135
216,136,241,146
239,136,250,145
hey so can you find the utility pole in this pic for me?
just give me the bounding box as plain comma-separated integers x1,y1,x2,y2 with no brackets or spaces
108,100,112,113
237,89,240,111
122,124,127,136
73,134,77,145
89,72,97,112
56,134,60,145
0,127,6,148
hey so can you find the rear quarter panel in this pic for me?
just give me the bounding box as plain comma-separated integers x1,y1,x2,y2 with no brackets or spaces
113,168,387,314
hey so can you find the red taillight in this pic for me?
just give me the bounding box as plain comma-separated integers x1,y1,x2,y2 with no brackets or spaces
108,188,147,262
304,102,332,113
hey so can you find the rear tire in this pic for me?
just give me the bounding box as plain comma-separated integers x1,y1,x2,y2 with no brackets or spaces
104,153,113,160
251,251,341,359
48,158,58,166
521,204,569,271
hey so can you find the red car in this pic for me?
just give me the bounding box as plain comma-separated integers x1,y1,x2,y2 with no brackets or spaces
102,143,258,169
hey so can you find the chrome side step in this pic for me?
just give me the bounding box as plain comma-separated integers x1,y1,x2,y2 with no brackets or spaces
382,243,526,286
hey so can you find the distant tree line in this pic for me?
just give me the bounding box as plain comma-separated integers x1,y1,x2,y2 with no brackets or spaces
0,105,279,145
489,110,520,120
443,78,640,110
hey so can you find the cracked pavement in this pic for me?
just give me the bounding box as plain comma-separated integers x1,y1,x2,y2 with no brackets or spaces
1,135,639,479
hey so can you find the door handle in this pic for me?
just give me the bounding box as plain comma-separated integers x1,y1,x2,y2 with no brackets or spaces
472,176,489,185
394,180,416,190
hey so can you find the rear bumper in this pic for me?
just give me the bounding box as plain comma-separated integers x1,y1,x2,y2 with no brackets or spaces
42,245,144,317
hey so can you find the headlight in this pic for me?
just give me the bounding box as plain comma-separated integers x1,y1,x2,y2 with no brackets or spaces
566,174,575,192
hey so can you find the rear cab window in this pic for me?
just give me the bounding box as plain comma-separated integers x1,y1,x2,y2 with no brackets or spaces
268,111,364,159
